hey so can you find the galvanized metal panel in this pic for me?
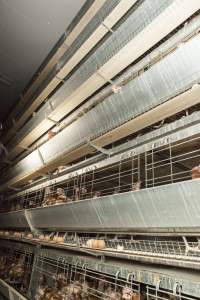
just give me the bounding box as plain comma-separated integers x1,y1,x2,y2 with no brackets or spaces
37,248,200,299
7,111,200,199
9,12,200,169
27,179,200,232
0,210,29,229
3,32,200,188
4,0,177,162
6,0,165,157
40,33,200,165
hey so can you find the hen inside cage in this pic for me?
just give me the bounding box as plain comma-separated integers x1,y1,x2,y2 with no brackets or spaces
0,243,33,296
34,255,141,300
33,254,196,300
3,133,200,214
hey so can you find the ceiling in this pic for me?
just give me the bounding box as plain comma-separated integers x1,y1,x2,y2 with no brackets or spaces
0,0,86,123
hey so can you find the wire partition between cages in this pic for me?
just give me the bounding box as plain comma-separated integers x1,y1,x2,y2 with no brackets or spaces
32,255,200,300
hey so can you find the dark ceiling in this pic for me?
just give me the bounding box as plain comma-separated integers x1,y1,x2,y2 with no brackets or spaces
0,0,86,123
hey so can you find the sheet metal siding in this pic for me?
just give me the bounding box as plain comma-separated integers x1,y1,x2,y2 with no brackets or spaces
37,248,200,299
3,33,200,186
0,211,29,229
27,180,200,231
7,111,200,199
10,0,122,145
8,0,172,151
49,0,172,111
9,10,200,159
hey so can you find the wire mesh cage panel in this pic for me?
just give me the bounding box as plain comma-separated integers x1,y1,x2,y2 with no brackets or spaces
33,255,141,300
3,126,200,213
0,242,33,297
2,229,200,262
146,286,199,300
29,135,200,206
77,236,200,259
1,188,45,213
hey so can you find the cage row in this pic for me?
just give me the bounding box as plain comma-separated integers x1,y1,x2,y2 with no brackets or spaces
1,231,200,259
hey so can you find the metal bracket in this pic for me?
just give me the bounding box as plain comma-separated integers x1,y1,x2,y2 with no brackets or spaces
55,75,65,84
37,148,45,165
87,139,112,157
45,115,60,125
101,21,114,33
96,71,121,93
47,99,54,112
96,70,113,84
